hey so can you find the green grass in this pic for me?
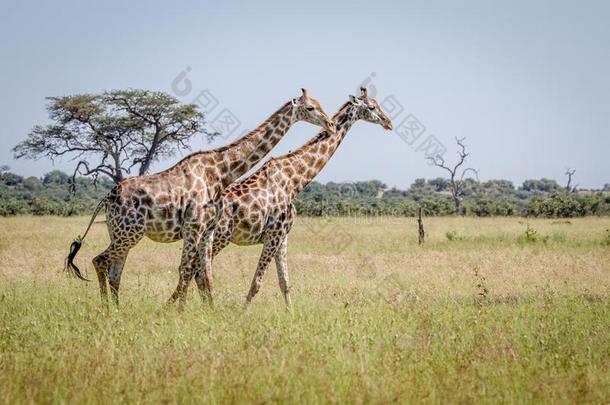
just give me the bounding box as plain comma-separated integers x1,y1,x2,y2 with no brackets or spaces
1,216,609,403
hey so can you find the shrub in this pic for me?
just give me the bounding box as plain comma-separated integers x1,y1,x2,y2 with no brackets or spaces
446,230,465,241
518,225,549,244
602,229,610,246
0,199,29,216
466,198,516,216
525,192,598,217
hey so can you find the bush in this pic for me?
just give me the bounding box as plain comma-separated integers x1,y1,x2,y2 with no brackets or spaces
525,192,609,217
465,198,516,216
518,225,549,244
446,230,465,241
0,199,29,216
0,170,112,216
602,229,610,246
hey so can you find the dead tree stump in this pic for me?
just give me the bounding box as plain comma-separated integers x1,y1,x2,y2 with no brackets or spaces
417,206,425,244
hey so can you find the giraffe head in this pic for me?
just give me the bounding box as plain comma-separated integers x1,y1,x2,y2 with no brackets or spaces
349,87,393,130
292,88,335,134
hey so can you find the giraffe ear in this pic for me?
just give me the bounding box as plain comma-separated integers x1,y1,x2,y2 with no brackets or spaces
291,97,300,107
301,88,309,98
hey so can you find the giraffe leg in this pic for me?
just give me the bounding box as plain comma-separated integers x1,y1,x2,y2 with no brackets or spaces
167,226,204,311
193,261,209,305
92,247,119,308
194,229,215,307
194,234,229,305
107,254,129,307
246,237,283,305
93,256,109,309
274,236,292,308
167,244,196,308
92,208,145,309
93,242,136,309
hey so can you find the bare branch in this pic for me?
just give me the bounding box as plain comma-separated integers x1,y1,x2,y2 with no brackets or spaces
428,137,479,214
426,154,454,176
460,167,480,182
565,167,576,192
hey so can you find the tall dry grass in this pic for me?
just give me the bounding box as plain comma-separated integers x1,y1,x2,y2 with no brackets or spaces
0,216,609,403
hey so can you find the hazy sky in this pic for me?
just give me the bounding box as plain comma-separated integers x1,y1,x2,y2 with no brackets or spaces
1,0,609,189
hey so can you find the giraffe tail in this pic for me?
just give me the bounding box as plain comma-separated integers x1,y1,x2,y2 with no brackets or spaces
65,238,89,281
64,196,108,282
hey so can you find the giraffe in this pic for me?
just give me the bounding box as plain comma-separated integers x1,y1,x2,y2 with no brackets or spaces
179,87,392,307
65,89,335,308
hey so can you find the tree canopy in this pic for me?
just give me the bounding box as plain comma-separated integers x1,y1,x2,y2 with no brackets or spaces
13,89,215,185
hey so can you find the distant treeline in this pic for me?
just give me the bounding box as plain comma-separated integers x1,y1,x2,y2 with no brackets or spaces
1,170,609,217
297,178,610,217
0,170,114,216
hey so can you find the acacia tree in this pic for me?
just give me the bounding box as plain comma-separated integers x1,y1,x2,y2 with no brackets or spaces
427,137,479,214
13,89,216,186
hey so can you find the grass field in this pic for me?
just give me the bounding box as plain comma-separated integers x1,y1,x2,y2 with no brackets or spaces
1,215,609,404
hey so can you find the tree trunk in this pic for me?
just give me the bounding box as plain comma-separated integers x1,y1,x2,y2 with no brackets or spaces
454,196,461,215
417,207,425,244
451,182,461,215
138,145,156,176
138,129,162,176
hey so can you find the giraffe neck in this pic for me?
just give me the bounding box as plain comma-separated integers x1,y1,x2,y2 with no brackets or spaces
179,101,294,189
285,102,358,196
215,101,296,187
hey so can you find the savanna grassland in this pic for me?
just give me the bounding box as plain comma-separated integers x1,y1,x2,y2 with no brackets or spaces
0,216,609,404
